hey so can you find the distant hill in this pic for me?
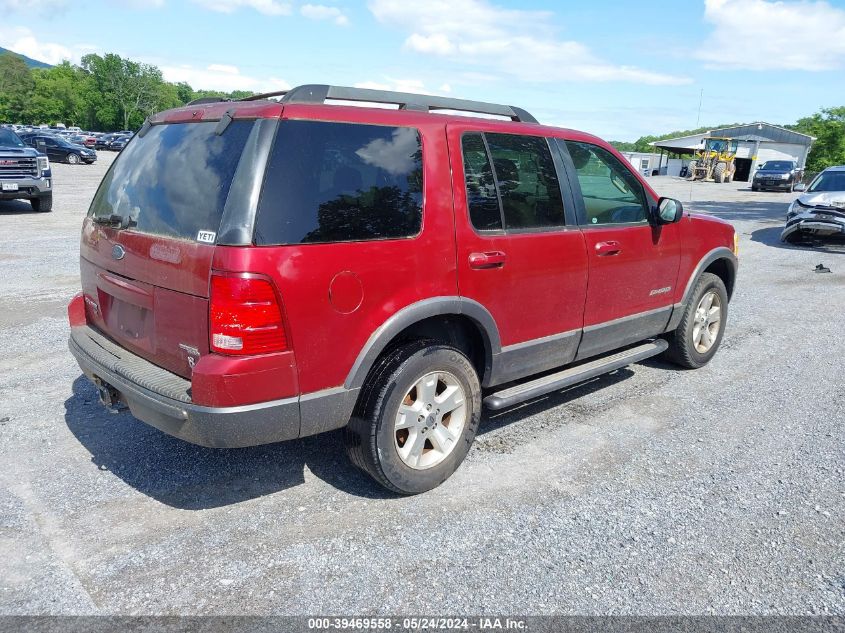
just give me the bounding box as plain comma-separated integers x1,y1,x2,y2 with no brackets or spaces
0,47,52,69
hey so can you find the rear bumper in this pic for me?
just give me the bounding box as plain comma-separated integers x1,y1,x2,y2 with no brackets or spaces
68,325,302,448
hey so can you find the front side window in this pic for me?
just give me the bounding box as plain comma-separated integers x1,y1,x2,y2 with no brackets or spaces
254,120,423,245
565,141,648,225
460,132,566,232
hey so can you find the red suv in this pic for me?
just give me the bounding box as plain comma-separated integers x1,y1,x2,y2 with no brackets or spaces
68,84,738,494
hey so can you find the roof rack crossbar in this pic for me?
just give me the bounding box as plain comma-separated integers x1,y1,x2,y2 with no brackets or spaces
272,84,538,123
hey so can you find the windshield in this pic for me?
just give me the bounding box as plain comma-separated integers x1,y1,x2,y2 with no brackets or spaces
807,171,845,193
89,120,255,241
0,129,25,148
762,161,793,170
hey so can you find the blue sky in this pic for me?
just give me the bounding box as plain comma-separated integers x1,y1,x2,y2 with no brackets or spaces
2,0,844,140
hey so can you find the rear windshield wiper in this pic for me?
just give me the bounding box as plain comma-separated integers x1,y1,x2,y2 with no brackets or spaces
92,214,137,229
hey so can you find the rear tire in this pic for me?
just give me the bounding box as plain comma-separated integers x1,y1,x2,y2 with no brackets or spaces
665,273,728,369
345,340,482,495
714,162,726,183
31,194,52,213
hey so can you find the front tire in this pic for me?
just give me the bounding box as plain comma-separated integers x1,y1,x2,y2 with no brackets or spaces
31,194,52,213
345,341,482,495
714,162,726,183
66,153,80,165
665,273,728,369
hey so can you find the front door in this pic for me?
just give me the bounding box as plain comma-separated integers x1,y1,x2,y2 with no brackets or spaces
559,139,681,360
448,123,588,385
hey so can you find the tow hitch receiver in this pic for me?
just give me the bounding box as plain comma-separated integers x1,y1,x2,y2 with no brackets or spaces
94,377,125,414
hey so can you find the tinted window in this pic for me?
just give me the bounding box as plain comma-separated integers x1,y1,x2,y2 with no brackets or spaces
254,121,423,245
486,133,565,230
89,121,255,240
461,133,502,231
565,141,648,225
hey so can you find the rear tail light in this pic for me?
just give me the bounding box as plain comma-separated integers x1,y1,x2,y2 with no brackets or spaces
209,274,288,355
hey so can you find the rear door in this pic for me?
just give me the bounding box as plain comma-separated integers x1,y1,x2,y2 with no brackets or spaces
558,139,681,360
80,118,258,378
448,123,588,384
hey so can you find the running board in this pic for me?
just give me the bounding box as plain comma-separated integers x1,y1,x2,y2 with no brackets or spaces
483,339,668,411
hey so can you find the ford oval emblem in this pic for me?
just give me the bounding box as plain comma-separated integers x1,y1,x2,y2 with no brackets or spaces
112,244,126,260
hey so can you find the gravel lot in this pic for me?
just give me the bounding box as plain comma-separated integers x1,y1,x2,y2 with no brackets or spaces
0,153,843,616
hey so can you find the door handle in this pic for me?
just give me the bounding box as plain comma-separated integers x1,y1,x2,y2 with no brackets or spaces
595,241,622,256
468,251,507,269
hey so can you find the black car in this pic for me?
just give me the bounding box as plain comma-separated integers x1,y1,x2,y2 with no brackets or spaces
110,135,132,151
95,133,120,150
19,134,96,165
752,160,802,192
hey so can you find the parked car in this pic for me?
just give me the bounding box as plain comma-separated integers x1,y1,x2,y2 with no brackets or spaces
21,134,96,164
751,160,802,192
95,133,120,150
0,127,52,212
67,84,738,494
68,134,97,149
109,135,131,151
781,165,845,243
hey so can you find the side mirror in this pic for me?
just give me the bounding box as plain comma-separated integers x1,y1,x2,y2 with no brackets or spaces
793,183,806,192
654,197,684,225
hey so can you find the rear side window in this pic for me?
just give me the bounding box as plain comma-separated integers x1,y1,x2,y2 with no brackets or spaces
486,133,565,230
461,133,501,231
89,121,255,240
460,132,566,232
254,120,423,245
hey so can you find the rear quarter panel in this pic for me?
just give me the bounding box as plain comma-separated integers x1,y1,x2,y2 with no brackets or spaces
213,105,457,395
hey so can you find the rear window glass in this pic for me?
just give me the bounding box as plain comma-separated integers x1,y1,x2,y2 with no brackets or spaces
253,120,423,245
89,121,254,241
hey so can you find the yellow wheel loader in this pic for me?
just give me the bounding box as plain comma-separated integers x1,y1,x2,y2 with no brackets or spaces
687,137,738,183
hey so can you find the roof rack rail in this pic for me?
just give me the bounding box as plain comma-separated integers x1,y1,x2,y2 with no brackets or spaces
187,96,231,106
238,84,538,123
240,90,289,102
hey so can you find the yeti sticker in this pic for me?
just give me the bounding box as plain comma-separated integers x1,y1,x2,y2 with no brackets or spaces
197,230,216,244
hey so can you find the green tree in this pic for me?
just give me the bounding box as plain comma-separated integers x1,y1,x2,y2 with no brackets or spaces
792,107,845,172
0,52,35,122
24,62,89,126
80,53,166,130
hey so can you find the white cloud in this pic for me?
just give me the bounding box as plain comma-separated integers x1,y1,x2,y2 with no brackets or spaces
355,77,433,94
0,26,76,64
190,0,290,15
368,0,690,85
159,63,290,93
697,0,845,71
300,3,349,26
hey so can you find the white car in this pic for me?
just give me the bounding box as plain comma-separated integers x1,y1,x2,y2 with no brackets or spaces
782,165,845,242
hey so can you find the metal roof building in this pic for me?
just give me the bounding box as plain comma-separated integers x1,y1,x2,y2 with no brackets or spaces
650,122,815,182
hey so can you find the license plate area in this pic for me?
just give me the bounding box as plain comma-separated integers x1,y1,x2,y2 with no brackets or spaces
97,289,155,352
2,183,19,192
